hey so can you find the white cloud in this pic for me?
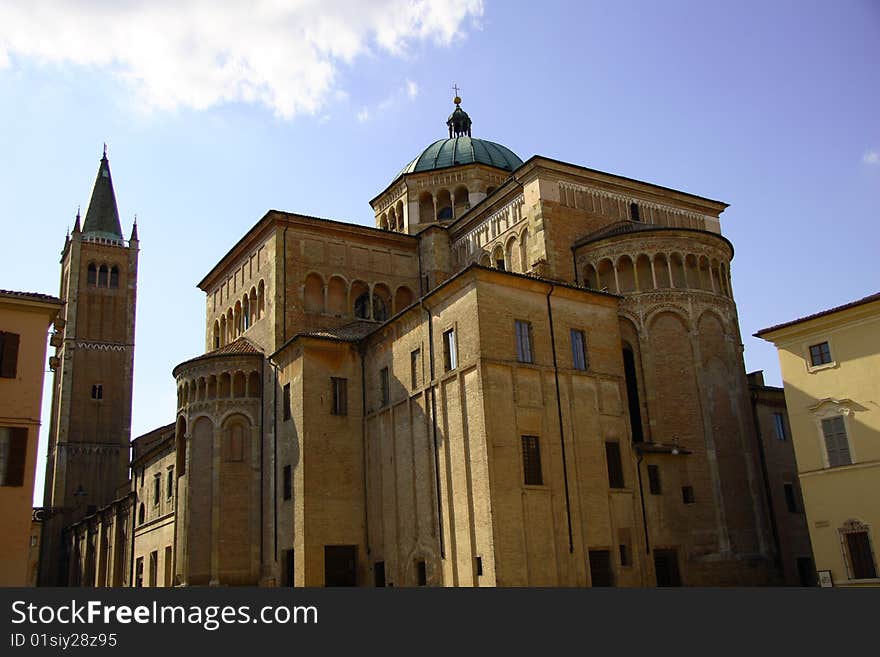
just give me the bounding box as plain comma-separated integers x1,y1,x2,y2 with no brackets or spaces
357,108,371,123
863,150,879,165
406,79,420,99
0,0,483,119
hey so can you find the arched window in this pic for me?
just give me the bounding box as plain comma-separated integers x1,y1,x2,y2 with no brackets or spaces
109,266,119,288
436,189,452,220
372,285,390,322
243,296,250,329
87,263,97,286
213,321,220,349
98,265,108,287
354,293,370,319
257,280,265,318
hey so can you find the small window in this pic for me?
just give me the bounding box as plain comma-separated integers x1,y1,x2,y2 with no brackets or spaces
0,427,28,487
682,485,695,504
515,320,533,363
416,560,427,586
137,503,145,525
521,435,543,486
283,383,291,421
475,556,483,577
845,531,877,580
443,329,457,372
605,441,624,489
153,474,161,506
283,464,292,501
784,483,798,513
91,384,103,400
410,348,421,388
380,367,390,407
773,413,787,440
630,202,640,222
331,377,348,416
821,416,852,467
619,543,631,567
109,266,119,288
374,561,386,587
647,464,662,495
166,468,174,499
0,332,21,379
809,341,832,367
98,265,108,287
570,329,588,371
87,263,97,286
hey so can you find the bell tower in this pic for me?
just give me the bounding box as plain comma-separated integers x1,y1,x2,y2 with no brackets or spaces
39,148,139,585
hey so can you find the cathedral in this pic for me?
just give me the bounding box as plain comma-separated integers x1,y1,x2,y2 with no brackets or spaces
39,97,808,587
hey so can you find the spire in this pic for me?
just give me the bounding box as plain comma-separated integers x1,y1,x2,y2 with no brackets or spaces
129,215,138,242
72,207,81,235
82,147,123,241
446,89,472,138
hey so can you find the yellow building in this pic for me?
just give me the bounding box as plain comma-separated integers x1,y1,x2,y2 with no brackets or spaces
757,292,880,587
49,97,809,587
0,289,63,585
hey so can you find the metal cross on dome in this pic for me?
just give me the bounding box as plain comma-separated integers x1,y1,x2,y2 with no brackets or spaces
452,83,460,98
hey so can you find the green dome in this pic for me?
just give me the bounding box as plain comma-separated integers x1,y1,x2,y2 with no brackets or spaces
398,137,523,178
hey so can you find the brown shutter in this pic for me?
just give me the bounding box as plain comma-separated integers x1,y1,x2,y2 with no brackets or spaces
1,332,20,378
4,427,28,486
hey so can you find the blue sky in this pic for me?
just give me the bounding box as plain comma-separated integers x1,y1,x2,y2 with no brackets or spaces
0,1,877,504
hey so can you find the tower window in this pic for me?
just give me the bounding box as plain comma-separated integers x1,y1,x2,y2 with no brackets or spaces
630,202,641,222
87,263,97,286
380,367,390,407
98,265,108,287
570,329,588,371
647,464,662,494
331,377,348,416
521,435,543,486
515,320,533,363
443,329,457,371
91,384,103,400
109,266,119,288
605,442,624,489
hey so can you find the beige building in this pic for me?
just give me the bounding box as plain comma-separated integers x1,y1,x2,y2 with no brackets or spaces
49,97,806,586
757,292,880,587
0,289,62,585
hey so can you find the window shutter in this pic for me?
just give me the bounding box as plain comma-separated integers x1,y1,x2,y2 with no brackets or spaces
1,332,20,378
846,532,877,580
5,427,28,486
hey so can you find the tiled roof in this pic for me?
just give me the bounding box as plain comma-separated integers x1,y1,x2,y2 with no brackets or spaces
0,289,63,304
299,321,378,342
755,292,880,337
210,336,263,355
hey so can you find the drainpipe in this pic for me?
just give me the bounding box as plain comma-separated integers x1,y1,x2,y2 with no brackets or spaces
420,298,445,559
359,344,370,556
545,284,574,553
128,491,136,587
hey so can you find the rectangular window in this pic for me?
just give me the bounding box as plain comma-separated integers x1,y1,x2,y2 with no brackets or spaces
148,550,158,587
410,348,421,388
589,549,614,587
475,556,483,577
284,549,295,587
153,474,161,506
283,383,291,421
166,468,174,499
619,543,631,567
784,483,798,513
283,465,292,500
515,320,533,363
821,416,852,467
521,435,543,486
846,531,877,580
570,329,588,371
91,384,103,400
605,441,624,489
135,558,144,587
374,561,386,587
416,560,427,586
773,412,787,440
380,367,390,407
443,329,457,371
0,332,20,378
809,341,832,366
647,464,662,495
331,377,348,416
682,485,696,504
0,427,28,487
